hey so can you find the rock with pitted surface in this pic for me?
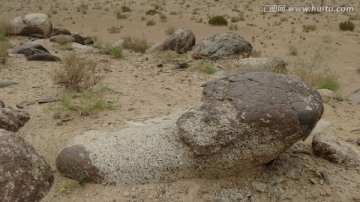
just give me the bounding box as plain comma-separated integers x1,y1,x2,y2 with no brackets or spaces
10,13,53,36
177,72,323,160
192,32,252,60
0,106,30,132
161,28,196,54
0,129,54,202
312,133,360,166
11,43,49,55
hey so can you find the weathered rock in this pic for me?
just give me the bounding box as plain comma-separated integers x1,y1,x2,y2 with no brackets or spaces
0,107,30,132
29,34,45,39
27,53,60,61
50,35,75,45
227,57,288,75
10,43,49,55
312,133,360,166
192,32,252,60
0,129,53,201
177,72,323,157
347,89,360,102
0,80,18,88
73,35,85,45
57,72,323,185
161,28,196,54
38,97,59,104
10,13,53,36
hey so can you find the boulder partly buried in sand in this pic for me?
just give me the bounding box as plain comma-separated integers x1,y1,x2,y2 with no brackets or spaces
192,32,252,60
56,72,324,185
312,133,360,166
0,129,54,201
10,13,53,37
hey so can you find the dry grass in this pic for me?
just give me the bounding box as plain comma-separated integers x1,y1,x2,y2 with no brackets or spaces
122,36,148,53
0,33,11,64
303,25,317,32
146,19,156,26
52,53,103,91
0,18,12,35
165,26,176,35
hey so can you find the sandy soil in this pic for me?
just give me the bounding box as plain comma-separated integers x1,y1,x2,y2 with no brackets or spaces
1,0,360,201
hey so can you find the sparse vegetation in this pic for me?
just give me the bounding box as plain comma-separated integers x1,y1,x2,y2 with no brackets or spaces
146,19,156,26
108,45,123,58
292,46,339,90
57,44,73,51
191,61,216,74
0,32,11,64
52,53,103,91
122,36,148,53
339,20,355,31
76,3,88,14
0,18,12,35
165,26,176,35
229,24,238,31
155,50,186,62
146,9,159,16
115,11,128,19
303,25,317,32
60,181,77,194
208,16,228,26
121,5,132,12
289,45,298,56
108,26,121,33
52,85,116,112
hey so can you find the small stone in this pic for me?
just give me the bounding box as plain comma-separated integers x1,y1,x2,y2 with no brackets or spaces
56,121,63,126
251,181,267,193
53,113,61,120
309,178,317,184
356,139,360,146
38,97,59,104
0,81,18,88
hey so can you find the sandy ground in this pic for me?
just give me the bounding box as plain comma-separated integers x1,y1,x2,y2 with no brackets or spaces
1,0,360,201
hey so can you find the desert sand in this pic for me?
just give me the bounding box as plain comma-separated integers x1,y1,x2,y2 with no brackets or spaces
1,0,360,201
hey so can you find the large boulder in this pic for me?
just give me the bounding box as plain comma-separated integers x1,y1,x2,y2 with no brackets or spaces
312,133,360,166
56,72,323,185
177,72,323,158
10,13,53,37
161,28,196,54
0,129,54,201
0,106,30,132
192,32,252,60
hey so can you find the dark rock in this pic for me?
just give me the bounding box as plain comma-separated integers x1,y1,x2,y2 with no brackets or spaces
27,54,61,61
0,107,30,132
56,145,104,184
192,32,252,60
347,89,360,102
29,34,45,39
0,100,4,108
177,72,323,156
161,28,196,54
312,133,360,166
0,129,54,201
11,44,49,55
9,13,53,36
73,35,85,45
357,139,360,146
0,81,18,88
174,63,189,70
38,97,59,104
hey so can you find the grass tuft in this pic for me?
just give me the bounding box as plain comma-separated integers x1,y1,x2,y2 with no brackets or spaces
122,36,148,53
339,20,355,31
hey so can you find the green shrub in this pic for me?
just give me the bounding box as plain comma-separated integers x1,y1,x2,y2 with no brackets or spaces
109,46,123,58
0,33,11,64
191,61,216,74
108,26,121,33
339,20,355,31
122,36,148,53
318,76,340,91
155,50,186,62
0,32,8,42
57,44,73,51
146,9,159,16
208,16,228,26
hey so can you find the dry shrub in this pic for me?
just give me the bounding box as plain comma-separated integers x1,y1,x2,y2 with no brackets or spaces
52,53,103,91
122,36,148,53
0,18,12,35
302,25,317,32
165,26,175,35
146,19,156,26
